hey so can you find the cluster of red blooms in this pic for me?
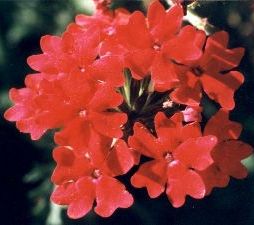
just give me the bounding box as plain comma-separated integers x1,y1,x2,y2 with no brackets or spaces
4,0,253,219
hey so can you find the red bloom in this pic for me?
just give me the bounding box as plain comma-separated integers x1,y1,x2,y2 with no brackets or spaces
171,31,245,110
101,1,205,91
27,22,126,84
129,112,217,207
4,74,50,139
51,138,135,218
5,71,126,140
4,0,252,219
6,15,127,140
200,109,253,194
27,26,100,75
27,23,125,87
76,0,130,38
47,77,126,137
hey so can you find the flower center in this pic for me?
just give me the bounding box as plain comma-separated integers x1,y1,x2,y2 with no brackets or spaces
79,66,85,73
92,169,101,179
192,66,204,77
106,27,115,36
164,152,174,163
79,110,87,118
153,43,161,51
84,152,91,160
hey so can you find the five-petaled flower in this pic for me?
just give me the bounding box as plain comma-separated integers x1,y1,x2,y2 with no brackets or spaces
129,112,217,207
199,109,253,194
51,137,136,218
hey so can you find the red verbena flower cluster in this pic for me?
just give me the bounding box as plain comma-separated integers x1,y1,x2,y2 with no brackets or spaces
4,0,253,219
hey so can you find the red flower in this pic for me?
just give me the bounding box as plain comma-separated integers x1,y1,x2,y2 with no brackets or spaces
171,31,245,110
76,0,130,38
27,22,126,85
27,26,100,75
101,1,205,91
199,109,253,194
27,22,125,87
47,76,126,138
6,18,127,140
4,0,252,218
51,138,135,218
5,71,126,140
129,112,217,207
4,74,49,140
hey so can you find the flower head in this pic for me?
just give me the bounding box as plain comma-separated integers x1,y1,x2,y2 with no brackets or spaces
51,138,135,218
129,112,217,207
170,31,245,109
4,0,253,219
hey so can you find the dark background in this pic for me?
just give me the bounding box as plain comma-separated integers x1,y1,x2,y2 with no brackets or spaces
0,1,254,225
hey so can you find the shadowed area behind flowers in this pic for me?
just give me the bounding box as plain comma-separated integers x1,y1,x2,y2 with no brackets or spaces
0,0,254,225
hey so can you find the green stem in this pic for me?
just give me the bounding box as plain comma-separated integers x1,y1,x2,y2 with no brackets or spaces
123,69,132,108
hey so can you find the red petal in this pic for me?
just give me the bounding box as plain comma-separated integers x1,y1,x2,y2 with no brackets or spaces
89,84,123,111
99,35,127,56
167,161,206,207
60,70,95,108
75,14,107,28
147,0,165,32
89,56,125,87
131,160,167,198
67,26,100,66
170,72,201,106
40,35,61,53
154,112,183,151
154,112,181,144
162,26,205,64
201,31,245,72
212,141,252,179
90,111,127,138
27,54,57,74
173,135,217,171
212,31,229,46
68,177,96,219
201,71,244,110
151,53,179,92
117,11,152,50
8,88,34,103
181,122,202,140
51,182,77,205
54,117,92,148
4,106,29,121
53,146,75,166
51,178,95,219
148,3,183,43
154,112,201,151
24,73,44,88
95,176,133,217
204,109,242,142
199,164,230,195
154,111,178,131
16,118,47,140
113,8,130,26
128,122,163,159
101,139,135,176
125,49,155,79
51,146,92,184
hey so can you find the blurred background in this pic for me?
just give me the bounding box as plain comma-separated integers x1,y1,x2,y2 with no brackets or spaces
1,0,254,225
